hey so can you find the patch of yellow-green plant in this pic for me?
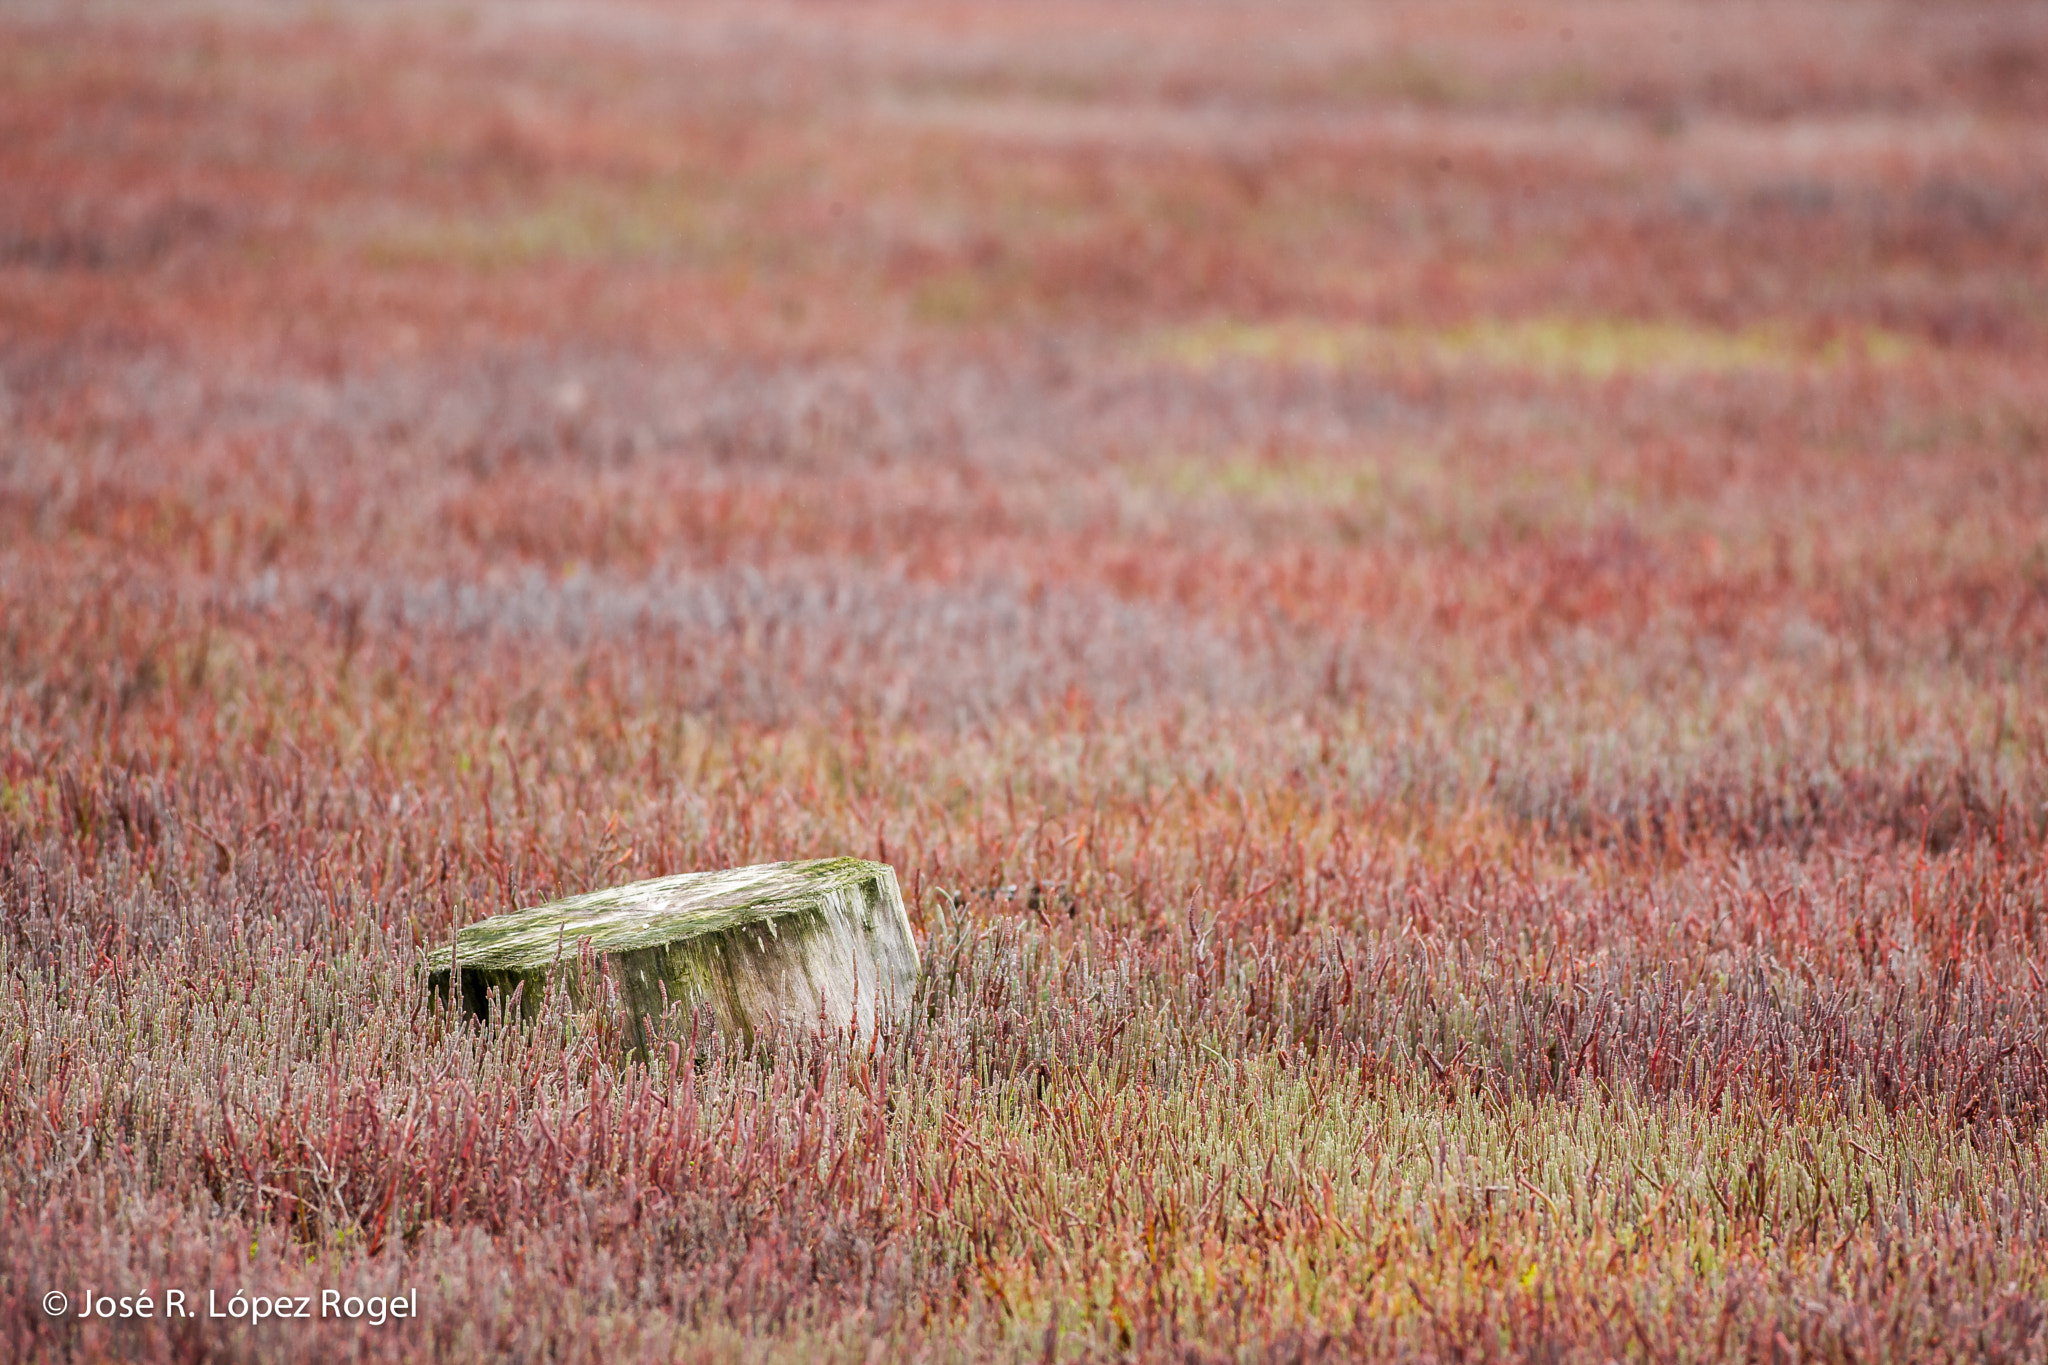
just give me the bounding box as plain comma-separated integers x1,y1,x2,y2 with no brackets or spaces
0,776,47,825
1153,317,1918,378
936,1045,2048,1352
1120,445,1620,548
358,184,733,270
1322,49,1471,106
913,269,1011,326
1131,452,1419,507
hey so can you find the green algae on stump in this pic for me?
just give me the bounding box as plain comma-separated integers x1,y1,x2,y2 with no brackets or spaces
427,858,919,1049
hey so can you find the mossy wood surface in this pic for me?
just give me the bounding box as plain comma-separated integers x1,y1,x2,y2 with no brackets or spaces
427,858,918,1049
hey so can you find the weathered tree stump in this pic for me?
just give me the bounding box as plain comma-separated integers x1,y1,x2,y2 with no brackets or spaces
427,858,919,1051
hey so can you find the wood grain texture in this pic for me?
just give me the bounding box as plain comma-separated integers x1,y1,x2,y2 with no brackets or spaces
429,858,920,1050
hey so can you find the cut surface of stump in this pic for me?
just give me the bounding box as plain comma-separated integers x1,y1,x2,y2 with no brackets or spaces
427,858,918,1050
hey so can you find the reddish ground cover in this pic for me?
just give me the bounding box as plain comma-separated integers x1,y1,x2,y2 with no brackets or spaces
4,2,2047,1360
